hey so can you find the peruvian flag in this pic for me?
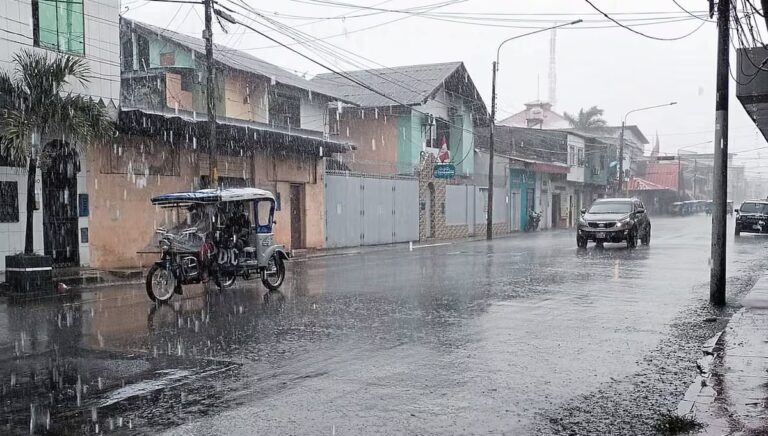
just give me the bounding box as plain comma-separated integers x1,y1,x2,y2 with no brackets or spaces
438,136,450,162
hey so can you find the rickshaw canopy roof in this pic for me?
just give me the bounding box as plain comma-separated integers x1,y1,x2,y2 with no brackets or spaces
151,188,275,206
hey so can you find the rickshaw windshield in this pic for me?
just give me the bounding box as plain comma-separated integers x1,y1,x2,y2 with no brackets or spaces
255,199,275,233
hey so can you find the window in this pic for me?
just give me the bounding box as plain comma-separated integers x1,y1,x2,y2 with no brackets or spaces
0,182,19,223
180,73,195,92
137,35,150,70
269,91,301,129
121,38,133,71
577,148,584,167
568,145,575,166
32,0,85,56
427,118,450,149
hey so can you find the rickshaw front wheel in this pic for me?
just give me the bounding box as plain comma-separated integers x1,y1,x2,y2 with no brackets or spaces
146,264,177,303
262,254,286,290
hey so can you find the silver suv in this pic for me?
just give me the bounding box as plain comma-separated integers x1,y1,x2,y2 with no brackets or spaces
576,198,651,249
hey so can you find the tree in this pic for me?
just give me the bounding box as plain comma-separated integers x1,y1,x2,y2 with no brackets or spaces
563,106,608,131
0,50,114,255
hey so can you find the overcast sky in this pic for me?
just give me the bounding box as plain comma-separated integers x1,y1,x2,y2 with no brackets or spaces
122,0,768,178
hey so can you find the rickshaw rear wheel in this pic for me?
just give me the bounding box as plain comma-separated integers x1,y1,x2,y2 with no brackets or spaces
262,254,285,291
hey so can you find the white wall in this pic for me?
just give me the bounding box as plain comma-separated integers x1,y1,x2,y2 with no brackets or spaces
418,89,450,121
536,174,552,230
566,134,585,183
0,0,120,105
300,94,328,134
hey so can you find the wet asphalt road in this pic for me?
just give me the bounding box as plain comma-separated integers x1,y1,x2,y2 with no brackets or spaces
2,215,768,435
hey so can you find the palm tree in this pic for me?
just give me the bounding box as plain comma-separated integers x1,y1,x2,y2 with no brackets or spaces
563,106,608,131
0,50,114,255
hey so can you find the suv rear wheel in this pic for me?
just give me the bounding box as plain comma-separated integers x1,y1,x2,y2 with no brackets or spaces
641,225,651,245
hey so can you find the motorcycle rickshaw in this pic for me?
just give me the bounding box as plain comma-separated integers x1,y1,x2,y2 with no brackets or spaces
145,188,289,303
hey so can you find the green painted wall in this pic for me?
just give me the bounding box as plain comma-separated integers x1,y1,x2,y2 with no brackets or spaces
143,34,225,116
396,109,423,173
449,102,474,176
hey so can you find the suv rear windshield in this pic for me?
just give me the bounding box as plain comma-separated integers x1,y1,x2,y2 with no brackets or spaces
739,202,768,214
588,201,633,214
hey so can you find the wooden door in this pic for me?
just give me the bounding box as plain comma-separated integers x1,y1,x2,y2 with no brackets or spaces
290,184,303,249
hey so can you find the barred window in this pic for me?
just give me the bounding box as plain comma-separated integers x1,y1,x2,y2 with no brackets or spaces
0,182,19,223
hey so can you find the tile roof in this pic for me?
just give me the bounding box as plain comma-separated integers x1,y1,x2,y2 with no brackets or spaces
123,18,352,103
311,61,465,107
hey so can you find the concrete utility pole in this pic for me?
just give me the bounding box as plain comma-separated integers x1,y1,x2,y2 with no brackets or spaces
487,62,496,240
487,19,581,240
618,121,625,195
710,0,730,306
204,0,218,189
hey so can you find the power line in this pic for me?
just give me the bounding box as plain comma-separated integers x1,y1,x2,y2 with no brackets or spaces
582,0,709,41
672,0,715,22
222,0,489,115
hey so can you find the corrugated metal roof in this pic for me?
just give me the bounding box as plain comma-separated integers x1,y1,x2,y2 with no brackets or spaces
311,61,464,107
643,163,679,190
123,18,352,103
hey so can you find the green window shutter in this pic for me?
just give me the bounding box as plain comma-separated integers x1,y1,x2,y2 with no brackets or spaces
60,0,85,55
37,0,58,50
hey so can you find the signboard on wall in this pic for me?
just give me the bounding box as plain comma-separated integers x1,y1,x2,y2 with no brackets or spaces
433,164,456,179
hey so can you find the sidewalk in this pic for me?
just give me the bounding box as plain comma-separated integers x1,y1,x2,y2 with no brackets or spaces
691,275,768,435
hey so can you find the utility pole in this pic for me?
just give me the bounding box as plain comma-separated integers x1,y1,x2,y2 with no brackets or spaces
487,62,497,240
617,121,625,195
693,159,698,198
710,0,730,306
203,0,218,189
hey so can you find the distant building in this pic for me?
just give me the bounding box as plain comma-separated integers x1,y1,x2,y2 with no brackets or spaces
498,100,570,130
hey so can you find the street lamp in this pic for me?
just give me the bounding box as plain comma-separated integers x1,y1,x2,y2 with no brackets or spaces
486,19,582,240
617,102,677,195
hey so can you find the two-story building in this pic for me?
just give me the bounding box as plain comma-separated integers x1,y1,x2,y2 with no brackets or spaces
312,62,487,177
0,0,120,270
88,18,354,269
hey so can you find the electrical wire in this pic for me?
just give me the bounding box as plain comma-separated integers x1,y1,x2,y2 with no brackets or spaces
672,0,715,22
582,0,709,41
221,0,489,116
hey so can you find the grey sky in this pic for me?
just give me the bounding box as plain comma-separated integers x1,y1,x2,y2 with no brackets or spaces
122,0,768,177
